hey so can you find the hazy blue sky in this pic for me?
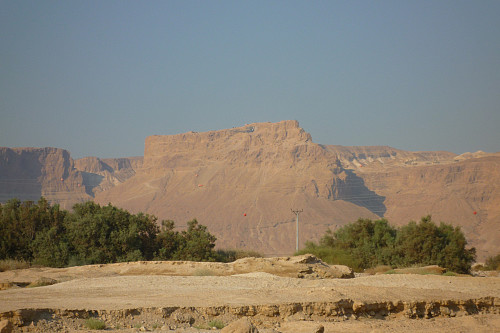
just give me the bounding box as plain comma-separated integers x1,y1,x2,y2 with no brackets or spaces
1,1,499,158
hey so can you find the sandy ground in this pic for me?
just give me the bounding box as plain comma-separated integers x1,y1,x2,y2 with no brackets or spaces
1,259,499,332
1,273,500,311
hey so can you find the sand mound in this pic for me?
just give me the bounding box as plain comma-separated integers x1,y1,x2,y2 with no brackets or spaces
0,255,353,290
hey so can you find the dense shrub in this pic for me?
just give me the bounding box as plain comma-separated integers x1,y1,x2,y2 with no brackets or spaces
485,254,500,271
0,259,31,272
172,219,217,262
0,198,218,267
85,318,106,330
393,216,476,273
215,249,263,263
1,198,478,273
0,198,66,262
64,202,160,264
298,216,476,273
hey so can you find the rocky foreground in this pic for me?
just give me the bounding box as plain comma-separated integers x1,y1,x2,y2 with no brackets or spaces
0,255,499,332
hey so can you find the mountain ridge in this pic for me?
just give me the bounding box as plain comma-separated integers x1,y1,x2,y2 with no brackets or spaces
1,120,499,259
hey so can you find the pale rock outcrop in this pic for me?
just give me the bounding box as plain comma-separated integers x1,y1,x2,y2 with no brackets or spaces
232,254,354,279
221,317,259,333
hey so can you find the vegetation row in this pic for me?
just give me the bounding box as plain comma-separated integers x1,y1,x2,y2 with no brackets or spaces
296,216,478,273
1,197,498,274
0,198,227,267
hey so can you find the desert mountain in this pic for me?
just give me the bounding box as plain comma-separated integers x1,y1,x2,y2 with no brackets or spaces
74,156,142,196
94,120,381,255
0,147,141,209
1,120,499,260
0,147,89,208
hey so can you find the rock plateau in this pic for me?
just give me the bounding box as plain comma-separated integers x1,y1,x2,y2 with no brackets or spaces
1,120,499,260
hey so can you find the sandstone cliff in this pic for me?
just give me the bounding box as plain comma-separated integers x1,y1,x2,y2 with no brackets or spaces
95,120,381,255
74,156,142,196
0,147,90,209
94,121,500,259
356,155,500,259
1,121,499,260
0,148,142,209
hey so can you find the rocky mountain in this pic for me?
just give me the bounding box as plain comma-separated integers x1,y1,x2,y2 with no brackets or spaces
94,120,381,255
0,147,89,208
0,147,141,209
74,156,142,196
354,155,500,261
1,121,499,260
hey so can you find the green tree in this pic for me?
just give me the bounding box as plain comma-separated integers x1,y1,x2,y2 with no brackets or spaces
321,218,396,269
0,198,22,260
31,226,71,267
436,223,476,273
485,254,500,271
155,220,182,260
65,202,159,265
300,216,475,274
1,197,222,267
394,216,475,273
173,219,217,261
0,197,66,262
393,216,440,267
30,199,68,267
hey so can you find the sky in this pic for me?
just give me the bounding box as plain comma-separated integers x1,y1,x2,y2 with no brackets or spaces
1,1,499,159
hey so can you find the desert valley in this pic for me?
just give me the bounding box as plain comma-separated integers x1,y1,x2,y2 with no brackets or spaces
1,120,499,260
1,120,500,332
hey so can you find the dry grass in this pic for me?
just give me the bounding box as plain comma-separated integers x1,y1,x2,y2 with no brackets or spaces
0,259,31,272
85,318,106,330
27,277,58,288
194,319,225,330
385,265,446,275
364,265,393,275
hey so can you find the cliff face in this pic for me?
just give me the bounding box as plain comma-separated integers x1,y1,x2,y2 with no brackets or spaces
74,156,142,196
0,147,90,208
324,144,500,259
95,120,382,254
2,121,499,260
143,120,314,171
0,148,142,209
356,155,500,259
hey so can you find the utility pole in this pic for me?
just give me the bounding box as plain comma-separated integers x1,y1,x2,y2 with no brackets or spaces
291,209,303,252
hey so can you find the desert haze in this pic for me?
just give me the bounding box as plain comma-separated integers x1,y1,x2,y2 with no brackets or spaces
1,120,499,260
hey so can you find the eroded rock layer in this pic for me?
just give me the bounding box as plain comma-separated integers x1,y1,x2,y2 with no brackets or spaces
0,147,89,209
95,120,381,255
1,120,499,259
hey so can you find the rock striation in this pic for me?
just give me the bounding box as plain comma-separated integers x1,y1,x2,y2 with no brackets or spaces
0,148,141,209
95,120,382,255
0,147,89,209
74,156,142,196
1,121,499,259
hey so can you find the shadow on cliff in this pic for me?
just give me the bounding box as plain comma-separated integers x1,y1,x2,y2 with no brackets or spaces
335,170,387,217
81,172,104,197
0,149,43,202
